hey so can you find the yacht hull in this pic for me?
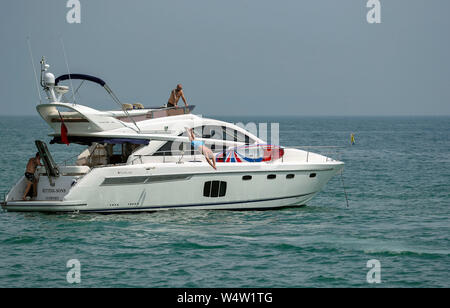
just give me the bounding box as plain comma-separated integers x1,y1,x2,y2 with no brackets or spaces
1,162,343,213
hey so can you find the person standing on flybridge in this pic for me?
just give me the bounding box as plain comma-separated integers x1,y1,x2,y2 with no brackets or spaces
167,84,189,108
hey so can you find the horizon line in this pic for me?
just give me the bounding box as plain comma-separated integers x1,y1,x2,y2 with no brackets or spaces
1,113,449,118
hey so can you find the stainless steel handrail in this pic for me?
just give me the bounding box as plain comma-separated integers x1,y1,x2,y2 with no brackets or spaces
146,105,191,119
58,143,102,166
131,145,343,164
59,144,344,168
287,146,343,162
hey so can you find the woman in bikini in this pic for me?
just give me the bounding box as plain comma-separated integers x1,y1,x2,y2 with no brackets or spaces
186,128,217,170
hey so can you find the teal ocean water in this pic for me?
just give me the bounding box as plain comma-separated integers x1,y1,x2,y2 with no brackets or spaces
0,115,448,287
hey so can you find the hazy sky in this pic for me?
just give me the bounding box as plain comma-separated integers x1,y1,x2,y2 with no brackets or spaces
0,0,449,116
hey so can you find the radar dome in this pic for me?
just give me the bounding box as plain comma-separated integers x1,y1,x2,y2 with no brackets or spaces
44,72,55,86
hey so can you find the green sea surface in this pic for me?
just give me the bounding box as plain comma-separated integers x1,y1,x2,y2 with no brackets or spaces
0,115,448,287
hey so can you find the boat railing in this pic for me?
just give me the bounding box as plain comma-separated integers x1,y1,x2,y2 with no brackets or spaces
116,105,195,122
287,146,343,162
146,105,193,119
58,153,83,166
131,148,222,165
131,145,343,164
56,145,343,168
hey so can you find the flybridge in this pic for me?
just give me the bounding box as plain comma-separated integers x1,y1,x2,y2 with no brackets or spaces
36,57,196,137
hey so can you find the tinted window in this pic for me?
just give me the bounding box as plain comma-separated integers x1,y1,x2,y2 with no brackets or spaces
219,181,227,197
154,141,192,156
193,125,254,145
211,181,220,197
203,181,227,197
203,181,212,197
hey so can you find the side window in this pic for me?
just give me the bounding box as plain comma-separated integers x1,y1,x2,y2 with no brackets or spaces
203,181,227,197
171,125,255,156
197,125,254,145
236,130,248,143
154,141,191,156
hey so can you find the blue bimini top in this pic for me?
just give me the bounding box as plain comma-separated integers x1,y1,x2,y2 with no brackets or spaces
191,140,205,149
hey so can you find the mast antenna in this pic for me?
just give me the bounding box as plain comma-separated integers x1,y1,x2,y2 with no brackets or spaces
26,37,42,104
60,38,77,105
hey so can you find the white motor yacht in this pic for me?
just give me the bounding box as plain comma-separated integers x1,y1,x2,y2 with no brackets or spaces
1,58,344,213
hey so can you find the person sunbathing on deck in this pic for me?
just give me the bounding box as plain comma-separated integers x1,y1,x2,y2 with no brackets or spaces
186,128,217,170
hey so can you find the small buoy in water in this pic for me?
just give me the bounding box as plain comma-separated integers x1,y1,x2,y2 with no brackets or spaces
350,133,355,145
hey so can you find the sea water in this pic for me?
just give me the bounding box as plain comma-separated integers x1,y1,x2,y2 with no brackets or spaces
0,115,448,287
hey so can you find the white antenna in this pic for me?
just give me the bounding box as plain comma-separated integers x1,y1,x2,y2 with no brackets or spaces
60,38,77,105
26,37,42,104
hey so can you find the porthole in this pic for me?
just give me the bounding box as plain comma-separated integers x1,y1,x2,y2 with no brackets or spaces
286,174,295,179
309,173,317,178
267,174,276,180
242,175,252,181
